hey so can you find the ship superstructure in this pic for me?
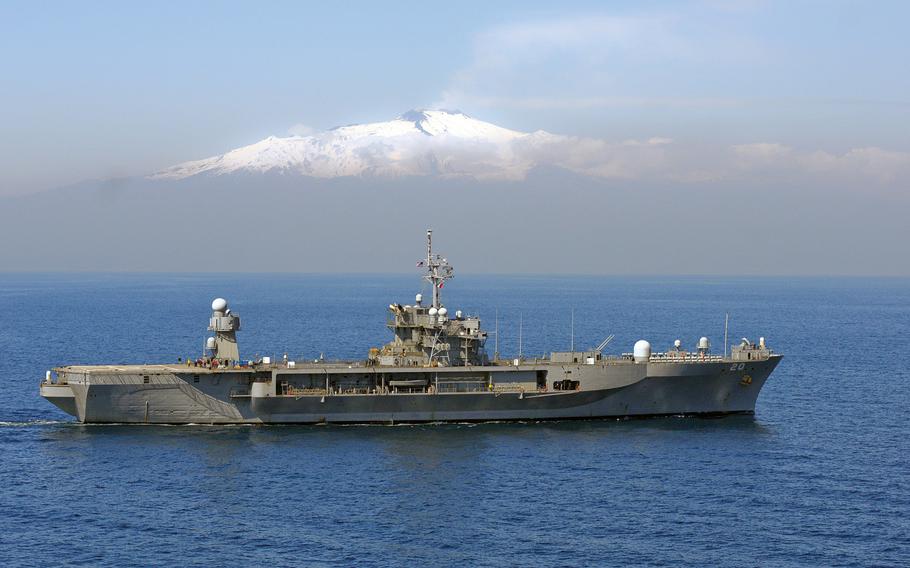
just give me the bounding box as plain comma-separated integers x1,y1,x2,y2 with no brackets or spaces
376,230,487,368
40,230,782,424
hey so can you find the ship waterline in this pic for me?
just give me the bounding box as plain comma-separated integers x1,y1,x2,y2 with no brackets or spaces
40,230,782,424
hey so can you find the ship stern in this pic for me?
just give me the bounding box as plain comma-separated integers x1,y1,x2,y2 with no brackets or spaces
39,382,78,418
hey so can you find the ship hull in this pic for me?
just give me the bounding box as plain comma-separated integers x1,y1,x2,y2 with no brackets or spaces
250,373,769,424
42,357,781,424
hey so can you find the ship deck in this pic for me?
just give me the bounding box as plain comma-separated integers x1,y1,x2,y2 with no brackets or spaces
55,364,254,374
53,352,755,376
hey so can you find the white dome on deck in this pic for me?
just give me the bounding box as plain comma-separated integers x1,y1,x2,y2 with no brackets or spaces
633,340,651,363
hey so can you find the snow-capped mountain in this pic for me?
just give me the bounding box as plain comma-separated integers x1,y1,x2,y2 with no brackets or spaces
152,109,572,181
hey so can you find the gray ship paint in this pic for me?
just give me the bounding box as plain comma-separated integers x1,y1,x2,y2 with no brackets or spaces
40,231,782,424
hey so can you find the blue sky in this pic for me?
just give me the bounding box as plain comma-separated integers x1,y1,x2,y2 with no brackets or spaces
1,0,908,195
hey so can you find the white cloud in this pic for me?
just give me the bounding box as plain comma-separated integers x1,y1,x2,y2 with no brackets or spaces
435,14,684,110
435,12,763,111
508,132,672,179
800,147,910,183
288,123,316,137
732,142,792,160
727,142,910,186
435,94,746,110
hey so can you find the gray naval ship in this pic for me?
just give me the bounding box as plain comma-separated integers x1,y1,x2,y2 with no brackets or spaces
40,230,782,424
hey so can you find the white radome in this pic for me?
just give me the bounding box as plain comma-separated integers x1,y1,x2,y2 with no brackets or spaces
211,298,228,312
428,307,438,316
698,337,710,350
438,307,448,317
633,340,652,363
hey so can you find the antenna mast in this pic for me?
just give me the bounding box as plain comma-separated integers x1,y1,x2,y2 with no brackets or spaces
571,308,575,352
421,229,454,309
518,312,523,361
724,312,729,359
494,308,499,361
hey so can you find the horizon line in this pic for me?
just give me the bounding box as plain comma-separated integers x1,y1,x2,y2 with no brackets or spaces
1,270,908,279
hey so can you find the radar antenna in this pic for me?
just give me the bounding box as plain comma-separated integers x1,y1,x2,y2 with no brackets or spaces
420,229,454,309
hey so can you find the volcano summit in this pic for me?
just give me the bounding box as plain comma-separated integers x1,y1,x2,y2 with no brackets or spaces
152,109,660,181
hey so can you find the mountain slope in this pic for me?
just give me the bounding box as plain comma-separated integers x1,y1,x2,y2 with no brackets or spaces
152,109,577,181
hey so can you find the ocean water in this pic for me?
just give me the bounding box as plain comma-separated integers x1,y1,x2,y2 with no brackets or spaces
0,273,908,567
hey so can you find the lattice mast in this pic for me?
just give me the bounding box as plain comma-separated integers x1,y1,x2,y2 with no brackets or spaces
422,229,454,309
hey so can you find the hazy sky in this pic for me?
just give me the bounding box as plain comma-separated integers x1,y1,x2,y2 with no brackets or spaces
1,0,908,196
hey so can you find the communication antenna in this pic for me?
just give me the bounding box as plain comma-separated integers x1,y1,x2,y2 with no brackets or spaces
494,308,499,361
570,308,575,352
724,312,730,358
419,229,454,309
518,312,523,360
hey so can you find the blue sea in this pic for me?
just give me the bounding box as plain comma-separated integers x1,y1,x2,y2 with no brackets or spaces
1,274,908,567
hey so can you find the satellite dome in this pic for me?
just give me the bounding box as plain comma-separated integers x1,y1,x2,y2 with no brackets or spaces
698,337,710,350
428,307,438,316
211,298,228,312
674,339,682,348
633,340,651,363
205,337,216,349
438,307,448,317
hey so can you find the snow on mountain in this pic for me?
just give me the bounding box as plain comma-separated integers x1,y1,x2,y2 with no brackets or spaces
151,109,671,181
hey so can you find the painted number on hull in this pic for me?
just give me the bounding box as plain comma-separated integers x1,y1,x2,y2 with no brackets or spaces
730,363,746,371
